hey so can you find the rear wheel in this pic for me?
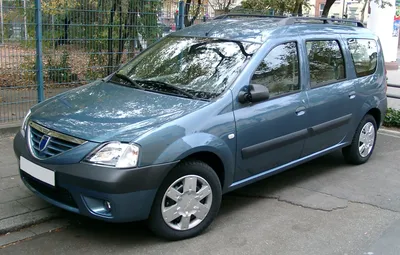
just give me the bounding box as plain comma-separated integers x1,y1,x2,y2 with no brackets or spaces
342,114,377,165
148,160,222,240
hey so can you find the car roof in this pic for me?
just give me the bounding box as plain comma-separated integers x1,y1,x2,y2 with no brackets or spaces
172,15,376,44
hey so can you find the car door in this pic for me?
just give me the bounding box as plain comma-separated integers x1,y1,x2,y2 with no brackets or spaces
301,37,357,157
232,41,309,182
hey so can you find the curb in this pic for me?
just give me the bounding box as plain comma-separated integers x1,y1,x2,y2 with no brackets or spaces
0,123,20,136
379,127,400,137
0,218,69,248
0,208,62,236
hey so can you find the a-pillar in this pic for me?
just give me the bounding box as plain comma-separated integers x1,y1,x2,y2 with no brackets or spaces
368,0,399,70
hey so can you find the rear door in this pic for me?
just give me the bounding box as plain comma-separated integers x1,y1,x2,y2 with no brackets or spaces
301,36,357,157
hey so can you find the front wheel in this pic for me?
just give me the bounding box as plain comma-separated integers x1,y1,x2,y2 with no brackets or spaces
342,114,377,165
148,160,222,240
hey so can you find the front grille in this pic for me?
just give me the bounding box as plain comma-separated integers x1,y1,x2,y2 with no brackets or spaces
21,171,78,209
28,122,84,159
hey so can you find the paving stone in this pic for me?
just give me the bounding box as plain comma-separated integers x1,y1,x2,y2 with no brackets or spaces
17,196,51,211
0,175,22,191
0,201,30,219
0,187,32,204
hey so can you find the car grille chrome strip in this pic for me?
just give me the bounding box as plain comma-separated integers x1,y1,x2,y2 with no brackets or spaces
29,121,86,145
28,121,86,159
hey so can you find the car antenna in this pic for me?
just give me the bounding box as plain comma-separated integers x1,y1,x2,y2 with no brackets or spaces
205,21,220,36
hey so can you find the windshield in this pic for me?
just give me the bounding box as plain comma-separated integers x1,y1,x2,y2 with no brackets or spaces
110,36,260,100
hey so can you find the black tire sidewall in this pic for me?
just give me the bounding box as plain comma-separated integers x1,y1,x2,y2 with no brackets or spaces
344,114,377,164
148,160,222,241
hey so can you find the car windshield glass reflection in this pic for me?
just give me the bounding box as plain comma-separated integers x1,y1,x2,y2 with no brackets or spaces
110,36,260,100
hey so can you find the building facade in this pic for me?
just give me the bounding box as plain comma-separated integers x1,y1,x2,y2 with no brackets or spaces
304,0,370,22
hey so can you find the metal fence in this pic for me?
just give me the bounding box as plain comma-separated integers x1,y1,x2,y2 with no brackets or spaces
0,0,211,124
0,2,399,124
388,84,400,100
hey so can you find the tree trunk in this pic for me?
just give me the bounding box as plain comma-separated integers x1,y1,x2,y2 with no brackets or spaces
116,5,124,66
107,0,117,75
189,0,202,26
321,0,336,17
360,0,369,23
184,0,191,27
298,3,303,16
224,0,232,12
292,0,302,16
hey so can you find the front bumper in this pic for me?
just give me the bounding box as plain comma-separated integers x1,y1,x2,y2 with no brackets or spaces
14,131,177,222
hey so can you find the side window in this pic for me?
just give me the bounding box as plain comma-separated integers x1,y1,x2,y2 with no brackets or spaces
251,42,300,98
347,39,377,77
306,40,346,88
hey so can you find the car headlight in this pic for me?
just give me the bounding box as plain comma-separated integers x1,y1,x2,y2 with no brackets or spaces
21,109,31,137
85,142,139,168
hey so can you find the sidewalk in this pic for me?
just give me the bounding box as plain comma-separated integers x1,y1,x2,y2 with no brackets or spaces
0,131,62,235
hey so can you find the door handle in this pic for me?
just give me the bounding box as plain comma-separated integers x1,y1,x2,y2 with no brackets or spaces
349,92,356,100
295,106,306,116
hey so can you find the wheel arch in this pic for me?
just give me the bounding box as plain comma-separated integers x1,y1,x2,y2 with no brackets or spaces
153,133,235,192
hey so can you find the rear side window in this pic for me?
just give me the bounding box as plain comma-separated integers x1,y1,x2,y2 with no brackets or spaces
306,40,346,88
347,39,378,77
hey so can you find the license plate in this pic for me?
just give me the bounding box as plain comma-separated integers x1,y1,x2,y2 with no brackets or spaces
20,156,55,186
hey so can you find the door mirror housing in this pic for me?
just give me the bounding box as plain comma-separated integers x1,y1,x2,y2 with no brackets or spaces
238,84,270,104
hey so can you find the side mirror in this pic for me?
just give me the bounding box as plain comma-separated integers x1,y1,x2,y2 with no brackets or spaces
238,84,269,104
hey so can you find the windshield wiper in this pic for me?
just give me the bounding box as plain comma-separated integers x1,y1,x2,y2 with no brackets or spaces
135,79,199,100
114,73,144,90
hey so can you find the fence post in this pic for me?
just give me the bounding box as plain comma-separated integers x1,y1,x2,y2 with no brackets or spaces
1,0,4,45
34,0,44,102
178,1,184,30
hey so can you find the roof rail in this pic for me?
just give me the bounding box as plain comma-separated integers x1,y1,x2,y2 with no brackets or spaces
213,13,365,28
214,14,287,20
283,16,365,27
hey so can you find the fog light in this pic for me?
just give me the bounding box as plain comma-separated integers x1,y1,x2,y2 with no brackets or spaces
104,201,112,212
82,196,113,217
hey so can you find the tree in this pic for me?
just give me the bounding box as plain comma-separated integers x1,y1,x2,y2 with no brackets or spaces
322,0,392,18
209,0,232,13
360,0,369,23
241,0,309,16
184,0,209,27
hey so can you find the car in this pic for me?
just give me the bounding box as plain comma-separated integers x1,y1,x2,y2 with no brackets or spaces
13,15,387,240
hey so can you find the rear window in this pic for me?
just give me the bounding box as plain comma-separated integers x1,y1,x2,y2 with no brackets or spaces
347,39,378,77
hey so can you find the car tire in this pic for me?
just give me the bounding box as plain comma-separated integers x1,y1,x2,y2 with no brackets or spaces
148,160,222,241
342,114,377,165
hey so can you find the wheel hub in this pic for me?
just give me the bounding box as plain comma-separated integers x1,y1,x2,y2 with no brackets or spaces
162,175,213,231
358,121,375,158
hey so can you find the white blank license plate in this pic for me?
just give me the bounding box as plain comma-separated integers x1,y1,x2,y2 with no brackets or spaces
20,156,55,186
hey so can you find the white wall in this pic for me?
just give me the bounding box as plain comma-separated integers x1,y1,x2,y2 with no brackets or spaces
368,0,398,63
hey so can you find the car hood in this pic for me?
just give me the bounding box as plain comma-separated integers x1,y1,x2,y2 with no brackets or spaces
30,80,209,143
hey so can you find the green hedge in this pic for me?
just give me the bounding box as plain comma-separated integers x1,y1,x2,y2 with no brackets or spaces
383,108,400,128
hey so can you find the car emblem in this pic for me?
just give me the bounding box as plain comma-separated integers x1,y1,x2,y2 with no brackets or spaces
39,135,51,151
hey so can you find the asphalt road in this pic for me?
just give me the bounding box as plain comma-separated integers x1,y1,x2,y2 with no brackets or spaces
1,131,400,255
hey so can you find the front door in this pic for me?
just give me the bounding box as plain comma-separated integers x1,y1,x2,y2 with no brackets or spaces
233,41,309,182
301,38,356,157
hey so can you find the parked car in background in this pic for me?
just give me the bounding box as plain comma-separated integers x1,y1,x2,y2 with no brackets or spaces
14,15,387,240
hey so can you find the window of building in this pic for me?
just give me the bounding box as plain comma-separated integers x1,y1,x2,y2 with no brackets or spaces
319,3,325,16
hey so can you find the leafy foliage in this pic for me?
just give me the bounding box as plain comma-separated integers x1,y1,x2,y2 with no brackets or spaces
384,108,400,128
241,0,310,15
